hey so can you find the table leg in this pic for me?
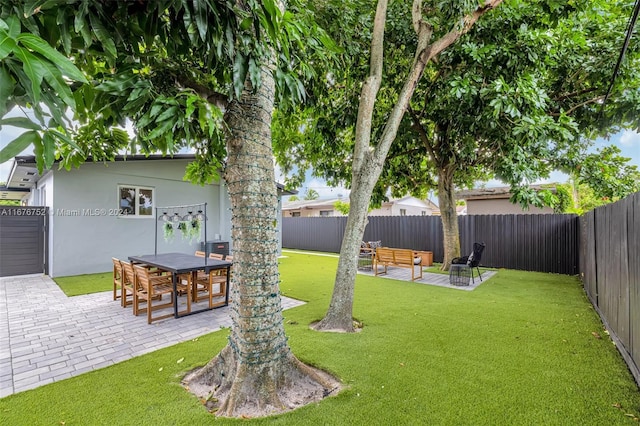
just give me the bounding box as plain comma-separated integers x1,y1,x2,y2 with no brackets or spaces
172,273,178,318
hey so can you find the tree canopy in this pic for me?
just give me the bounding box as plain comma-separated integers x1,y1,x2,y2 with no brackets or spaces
274,0,640,268
0,0,334,175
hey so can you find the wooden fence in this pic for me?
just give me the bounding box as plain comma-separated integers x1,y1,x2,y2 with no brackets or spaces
282,214,579,274
580,192,639,385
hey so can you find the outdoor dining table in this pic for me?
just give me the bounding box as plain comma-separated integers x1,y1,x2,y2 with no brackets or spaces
128,252,232,318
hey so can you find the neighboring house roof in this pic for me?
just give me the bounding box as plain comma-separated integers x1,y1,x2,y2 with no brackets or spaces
2,155,296,197
282,195,438,213
282,198,343,211
380,195,427,208
455,185,556,200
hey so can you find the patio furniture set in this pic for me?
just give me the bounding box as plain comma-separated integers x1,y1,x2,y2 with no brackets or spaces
359,240,486,286
112,251,233,324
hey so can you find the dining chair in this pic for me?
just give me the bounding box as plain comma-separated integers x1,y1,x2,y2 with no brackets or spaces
191,253,228,308
133,264,179,324
119,260,137,308
112,258,124,302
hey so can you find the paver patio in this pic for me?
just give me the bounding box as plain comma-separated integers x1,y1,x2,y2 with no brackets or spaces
0,274,304,397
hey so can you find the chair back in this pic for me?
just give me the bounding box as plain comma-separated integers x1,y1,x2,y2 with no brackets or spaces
195,251,206,257
112,258,123,282
468,242,486,267
225,255,233,262
133,264,152,292
209,253,224,260
121,261,136,287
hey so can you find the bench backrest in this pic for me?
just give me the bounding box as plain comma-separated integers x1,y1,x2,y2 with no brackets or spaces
376,248,415,265
376,248,395,263
393,249,415,264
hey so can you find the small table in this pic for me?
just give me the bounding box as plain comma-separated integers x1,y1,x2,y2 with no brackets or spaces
449,264,471,286
358,252,373,270
128,252,232,318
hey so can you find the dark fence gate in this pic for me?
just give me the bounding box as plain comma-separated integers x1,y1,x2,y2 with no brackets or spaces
282,213,578,274
580,192,639,385
0,206,48,277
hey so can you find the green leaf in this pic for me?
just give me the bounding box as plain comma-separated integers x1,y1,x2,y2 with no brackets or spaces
39,59,76,110
0,27,18,60
89,12,117,59
56,7,72,54
48,128,83,153
192,0,208,42
96,73,137,93
0,130,40,164
4,15,20,39
11,47,44,103
41,131,56,167
146,118,174,140
156,106,179,123
16,33,88,83
0,66,15,116
232,54,248,98
0,117,41,131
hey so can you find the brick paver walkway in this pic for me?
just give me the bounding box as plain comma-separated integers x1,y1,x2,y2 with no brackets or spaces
0,274,304,397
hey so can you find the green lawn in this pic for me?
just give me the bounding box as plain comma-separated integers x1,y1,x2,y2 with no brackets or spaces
54,272,113,296
2,250,639,425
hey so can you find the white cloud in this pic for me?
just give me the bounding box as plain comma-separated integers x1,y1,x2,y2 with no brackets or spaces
619,129,640,147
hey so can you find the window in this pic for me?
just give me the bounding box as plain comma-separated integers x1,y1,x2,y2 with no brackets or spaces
319,210,333,217
400,209,407,216
118,185,154,217
291,211,301,217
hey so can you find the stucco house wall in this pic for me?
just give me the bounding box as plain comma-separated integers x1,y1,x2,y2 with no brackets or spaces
41,158,228,277
466,198,555,215
369,196,433,216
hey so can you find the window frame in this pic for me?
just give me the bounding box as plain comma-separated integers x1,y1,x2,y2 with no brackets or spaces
117,185,155,218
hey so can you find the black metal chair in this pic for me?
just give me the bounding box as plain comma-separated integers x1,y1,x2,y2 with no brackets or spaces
451,242,486,284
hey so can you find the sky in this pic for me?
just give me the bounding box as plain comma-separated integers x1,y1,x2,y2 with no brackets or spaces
2,114,639,202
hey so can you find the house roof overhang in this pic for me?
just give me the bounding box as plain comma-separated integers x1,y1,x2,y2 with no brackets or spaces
3,154,295,197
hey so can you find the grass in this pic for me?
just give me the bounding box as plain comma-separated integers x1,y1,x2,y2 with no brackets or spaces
2,250,639,425
54,272,112,296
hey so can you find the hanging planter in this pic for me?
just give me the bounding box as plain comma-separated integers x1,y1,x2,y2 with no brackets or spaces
178,221,188,239
189,219,201,241
163,222,175,242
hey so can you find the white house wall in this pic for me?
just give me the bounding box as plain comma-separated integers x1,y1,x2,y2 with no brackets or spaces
48,159,229,277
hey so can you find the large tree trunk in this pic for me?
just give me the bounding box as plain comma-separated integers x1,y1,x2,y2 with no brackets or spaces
183,58,339,418
312,171,378,332
438,166,461,270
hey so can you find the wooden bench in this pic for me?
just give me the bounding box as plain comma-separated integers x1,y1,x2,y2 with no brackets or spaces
374,247,423,281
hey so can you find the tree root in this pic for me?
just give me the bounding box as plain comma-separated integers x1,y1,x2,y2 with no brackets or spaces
182,345,341,418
